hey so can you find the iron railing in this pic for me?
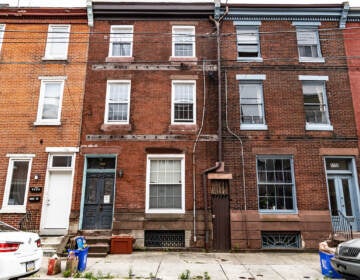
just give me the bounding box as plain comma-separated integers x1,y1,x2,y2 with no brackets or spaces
18,210,38,232
332,210,353,241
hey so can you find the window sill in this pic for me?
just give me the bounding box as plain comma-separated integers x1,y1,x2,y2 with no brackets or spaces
106,56,134,63
299,57,325,63
145,209,185,214
169,124,197,134
42,57,68,61
305,123,333,131
237,57,263,62
101,123,132,133
241,124,268,130
259,210,298,215
34,121,61,126
0,208,26,214
169,56,198,65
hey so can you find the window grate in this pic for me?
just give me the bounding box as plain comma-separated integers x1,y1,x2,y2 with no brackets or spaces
145,230,185,248
261,232,301,249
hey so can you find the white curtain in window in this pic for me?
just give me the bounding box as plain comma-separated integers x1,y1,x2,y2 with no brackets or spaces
42,82,61,119
174,83,193,103
109,83,129,102
150,160,181,184
297,29,317,45
47,26,69,57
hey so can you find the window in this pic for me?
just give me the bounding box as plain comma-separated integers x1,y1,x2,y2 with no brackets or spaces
172,26,195,57
146,155,185,213
35,77,65,125
1,155,34,213
105,80,131,124
236,26,260,59
172,81,196,124
51,155,73,168
109,25,133,57
257,156,297,213
237,74,267,130
294,23,323,62
44,25,70,60
0,24,5,53
299,75,332,130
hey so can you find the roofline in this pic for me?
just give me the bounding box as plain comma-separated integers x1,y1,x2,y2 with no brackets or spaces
0,7,87,19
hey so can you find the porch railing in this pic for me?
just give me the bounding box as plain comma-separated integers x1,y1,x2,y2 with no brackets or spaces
332,210,353,241
19,210,38,233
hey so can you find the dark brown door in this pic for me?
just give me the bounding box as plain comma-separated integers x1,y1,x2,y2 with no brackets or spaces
212,194,230,250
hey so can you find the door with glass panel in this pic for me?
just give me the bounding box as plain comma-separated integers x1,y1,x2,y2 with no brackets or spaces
327,176,358,231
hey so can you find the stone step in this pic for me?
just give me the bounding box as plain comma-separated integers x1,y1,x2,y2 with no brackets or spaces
88,243,109,254
88,252,108,258
84,235,112,245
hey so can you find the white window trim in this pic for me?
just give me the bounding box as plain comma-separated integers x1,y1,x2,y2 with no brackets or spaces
45,147,79,153
109,25,133,58
34,77,66,126
172,26,196,58
235,24,262,62
238,75,267,130
300,76,332,131
104,80,131,125
145,154,185,214
43,24,70,60
0,24,5,53
0,155,34,213
295,25,324,63
171,80,196,125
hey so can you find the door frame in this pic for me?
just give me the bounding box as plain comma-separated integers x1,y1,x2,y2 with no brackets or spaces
324,156,360,232
79,154,117,230
40,148,78,235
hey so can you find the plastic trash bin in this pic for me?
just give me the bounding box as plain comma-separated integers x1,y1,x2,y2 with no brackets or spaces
319,251,342,279
68,247,89,272
75,236,87,249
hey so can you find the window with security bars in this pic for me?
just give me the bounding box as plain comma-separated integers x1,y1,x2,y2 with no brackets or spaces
105,81,130,124
36,79,65,124
262,232,301,248
296,28,322,60
257,157,296,212
236,26,260,58
240,81,265,125
44,25,70,59
145,230,185,248
172,81,195,124
0,24,4,53
302,81,329,125
109,25,133,57
172,26,195,57
147,156,184,213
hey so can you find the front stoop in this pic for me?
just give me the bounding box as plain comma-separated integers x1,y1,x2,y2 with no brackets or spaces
78,230,111,257
41,236,65,256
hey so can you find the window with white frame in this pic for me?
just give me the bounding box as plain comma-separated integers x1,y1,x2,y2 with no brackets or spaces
105,80,131,124
257,156,297,213
172,26,195,57
1,155,33,212
295,25,323,62
35,77,65,125
236,26,261,59
237,74,267,130
172,80,196,124
299,75,332,130
146,155,185,213
44,25,70,60
0,24,5,53
109,25,133,57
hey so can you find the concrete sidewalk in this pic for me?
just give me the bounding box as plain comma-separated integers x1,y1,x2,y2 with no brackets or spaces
26,251,339,280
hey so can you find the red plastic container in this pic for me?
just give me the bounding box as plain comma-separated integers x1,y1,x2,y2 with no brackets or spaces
110,236,133,254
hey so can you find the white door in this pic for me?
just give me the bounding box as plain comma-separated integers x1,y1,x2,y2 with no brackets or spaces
41,171,73,235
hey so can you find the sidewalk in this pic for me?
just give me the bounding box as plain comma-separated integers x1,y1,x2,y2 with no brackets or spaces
27,251,337,280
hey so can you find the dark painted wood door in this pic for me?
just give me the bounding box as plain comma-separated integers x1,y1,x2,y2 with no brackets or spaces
212,194,230,251
82,173,114,230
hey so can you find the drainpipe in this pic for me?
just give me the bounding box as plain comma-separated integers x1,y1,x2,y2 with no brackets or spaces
202,1,228,250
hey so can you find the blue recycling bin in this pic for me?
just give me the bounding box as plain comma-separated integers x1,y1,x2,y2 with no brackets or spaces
68,247,89,272
75,236,87,249
319,251,342,278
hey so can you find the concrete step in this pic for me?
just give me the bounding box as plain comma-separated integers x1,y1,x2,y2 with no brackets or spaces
88,252,108,258
88,243,109,254
85,235,112,245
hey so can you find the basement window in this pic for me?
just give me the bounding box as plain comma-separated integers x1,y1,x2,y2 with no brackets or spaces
145,230,185,248
262,231,301,249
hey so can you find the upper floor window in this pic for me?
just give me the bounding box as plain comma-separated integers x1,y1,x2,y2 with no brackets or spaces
172,80,196,124
0,24,5,53
105,80,131,124
237,74,267,130
109,25,133,57
299,75,332,131
35,77,66,126
1,154,34,213
44,25,70,60
294,22,323,63
236,26,260,59
146,154,185,214
257,156,297,213
172,26,195,57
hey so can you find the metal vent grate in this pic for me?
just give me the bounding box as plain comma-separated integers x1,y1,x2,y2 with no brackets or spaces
145,230,185,248
262,232,301,249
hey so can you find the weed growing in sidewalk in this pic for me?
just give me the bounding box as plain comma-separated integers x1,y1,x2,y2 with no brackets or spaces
204,271,210,280
62,270,114,280
179,269,191,280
